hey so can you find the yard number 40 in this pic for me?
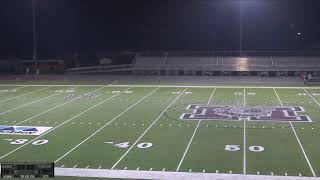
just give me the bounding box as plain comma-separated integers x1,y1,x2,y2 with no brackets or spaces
225,145,264,152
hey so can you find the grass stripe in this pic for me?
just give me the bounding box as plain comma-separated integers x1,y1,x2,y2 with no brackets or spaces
176,88,216,171
0,92,61,116
54,87,159,163
111,88,188,169
273,88,316,177
0,86,51,103
14,86,105,126
0,86,129,160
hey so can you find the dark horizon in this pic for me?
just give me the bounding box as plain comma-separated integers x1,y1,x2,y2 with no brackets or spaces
0,0,320,59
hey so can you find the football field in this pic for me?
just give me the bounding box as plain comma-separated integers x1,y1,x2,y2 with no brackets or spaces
0,84,320,178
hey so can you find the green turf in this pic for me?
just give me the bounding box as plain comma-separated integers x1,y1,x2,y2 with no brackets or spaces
0,84,319,178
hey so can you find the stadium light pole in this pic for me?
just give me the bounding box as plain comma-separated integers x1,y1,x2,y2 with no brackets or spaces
32,0,38,74
239,0,243,56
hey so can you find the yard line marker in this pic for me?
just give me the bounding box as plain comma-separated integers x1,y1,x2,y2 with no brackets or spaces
0,86,51,103
112,88,187,169
73,165,78,168
273,88,316,177
0,86,26,94
0,92,61,116
14,86,106,126
176,88,216,172
0,86,128,160
243,88,246,175
54,88,159,163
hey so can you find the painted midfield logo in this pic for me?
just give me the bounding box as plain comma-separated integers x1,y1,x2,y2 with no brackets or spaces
0,125,52,135
180,105,312,122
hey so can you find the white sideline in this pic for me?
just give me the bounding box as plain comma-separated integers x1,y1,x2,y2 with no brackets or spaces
1,84,320,89
0,86,129,160
0,86,51,103
0,92,61,116
55,168,320,180
176,88,216,172
111,88,188,169
13,86,105,126
54,87,159,163
273,88,316,177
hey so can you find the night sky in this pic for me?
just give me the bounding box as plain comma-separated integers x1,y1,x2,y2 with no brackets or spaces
0,0,320,59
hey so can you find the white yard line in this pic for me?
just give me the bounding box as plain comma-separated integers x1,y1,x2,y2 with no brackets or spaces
111,88,188,169
55,168,320,180
176,120,201,172
273,88,316,177
1,84,320,89
0,86,52,103
13,86,105,126
54,87,159,163
0,92,61,116
243,88,246,175
303,89,320,107
176,88,216,171
0,87,129,160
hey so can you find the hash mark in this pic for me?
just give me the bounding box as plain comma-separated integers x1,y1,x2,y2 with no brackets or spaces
61,165,64,167
285,173,288,176
216,170,219,173
202,169,206,173
124,167,127,170
98,166,102,169
85,165,90,169
189,169,192,172
73,165,78,168
271,172,274,176
229,170,232,174
149,168,153,171
136,167,140,170
162,168,165,171
299,173,302,176
257,171,260,175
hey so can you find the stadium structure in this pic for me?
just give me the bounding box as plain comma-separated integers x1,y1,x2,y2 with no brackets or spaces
1,0,320,180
